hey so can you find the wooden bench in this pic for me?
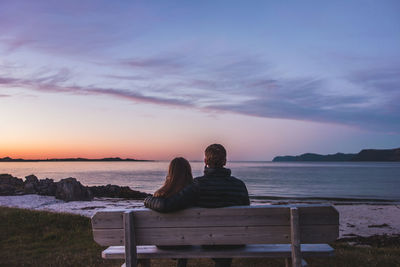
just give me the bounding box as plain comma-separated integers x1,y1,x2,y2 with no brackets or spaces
91,204,339,267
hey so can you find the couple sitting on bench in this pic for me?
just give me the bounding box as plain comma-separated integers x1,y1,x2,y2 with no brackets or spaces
144,143,249,267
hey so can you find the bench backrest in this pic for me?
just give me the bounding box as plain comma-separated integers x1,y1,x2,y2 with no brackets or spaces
92,205,339,246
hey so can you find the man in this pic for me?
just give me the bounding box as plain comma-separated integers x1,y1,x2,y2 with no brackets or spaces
144,144,250,267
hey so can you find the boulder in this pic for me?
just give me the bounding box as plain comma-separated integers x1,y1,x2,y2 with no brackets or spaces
0,174,24,186
0,174,24,195
24,174,39,194
37,178,57,196
25,174,39,183
0,184,20,195
55,177,93,201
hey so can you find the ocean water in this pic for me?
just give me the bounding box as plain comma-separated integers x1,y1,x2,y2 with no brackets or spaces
1,161,399,203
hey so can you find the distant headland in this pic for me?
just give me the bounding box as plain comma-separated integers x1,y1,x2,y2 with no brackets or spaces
273,148,400,162
0,157,151,162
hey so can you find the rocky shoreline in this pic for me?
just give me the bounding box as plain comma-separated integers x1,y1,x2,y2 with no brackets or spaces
0,173,150,202
2,173,400,239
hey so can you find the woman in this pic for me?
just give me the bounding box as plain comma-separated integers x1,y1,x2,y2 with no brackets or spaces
153,157,193,198
145,157,193,267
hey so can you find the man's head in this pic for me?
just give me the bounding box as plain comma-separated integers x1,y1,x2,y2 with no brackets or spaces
204,144,227,168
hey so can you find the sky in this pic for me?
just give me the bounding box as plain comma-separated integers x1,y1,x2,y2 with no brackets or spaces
0,0,399,161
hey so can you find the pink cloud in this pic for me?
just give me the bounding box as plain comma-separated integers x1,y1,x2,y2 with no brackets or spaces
0,71,193,108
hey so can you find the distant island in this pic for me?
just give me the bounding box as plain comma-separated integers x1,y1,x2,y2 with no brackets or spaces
0,157,150,162
273,148,400,162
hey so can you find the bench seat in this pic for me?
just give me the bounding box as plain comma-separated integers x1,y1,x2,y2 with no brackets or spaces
102,244,334,259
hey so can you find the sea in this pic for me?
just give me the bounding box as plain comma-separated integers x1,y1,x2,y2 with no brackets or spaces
1,161,399,204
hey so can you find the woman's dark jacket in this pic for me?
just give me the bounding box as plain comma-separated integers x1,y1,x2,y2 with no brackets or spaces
144,167,250,212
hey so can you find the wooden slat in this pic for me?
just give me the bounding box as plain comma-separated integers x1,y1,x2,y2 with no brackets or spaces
93,229,124,246
136,225,291,245
92,210,124,229
134,206,290,228
102,244,335,259
93,224,337,246
94,226,288,246
91,205,338,230
102,246,125,259
92,206,290,229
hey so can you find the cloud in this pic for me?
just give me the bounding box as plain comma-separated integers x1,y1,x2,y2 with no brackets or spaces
206,77,365,120
1,53,399,134
87,88,193,107
0,1,158,56
348,66,400,94
0,77,19,85
0,38,36,53
200,66,400,133
122,56,184,70
0,69,195,108
344,66,400,126
102,74,147,81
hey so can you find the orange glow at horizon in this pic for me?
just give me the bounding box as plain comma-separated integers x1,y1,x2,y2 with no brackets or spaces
0,90,374,161
0,134,210,160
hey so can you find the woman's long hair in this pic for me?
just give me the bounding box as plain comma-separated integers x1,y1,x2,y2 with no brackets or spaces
153,157,193,198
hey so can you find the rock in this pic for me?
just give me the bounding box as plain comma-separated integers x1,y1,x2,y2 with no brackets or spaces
0,174,24,195
1,173,148,200
37,178,57,196
0,184,19,195
25,174,39,183
0,174,24,186
24,174,39,194
90,184,149,199
55,177,93,201
23,183,36,194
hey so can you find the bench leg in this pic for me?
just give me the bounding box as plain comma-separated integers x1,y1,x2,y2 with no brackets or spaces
124,211,137,267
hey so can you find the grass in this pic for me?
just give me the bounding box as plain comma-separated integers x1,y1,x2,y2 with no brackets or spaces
0,207,399,267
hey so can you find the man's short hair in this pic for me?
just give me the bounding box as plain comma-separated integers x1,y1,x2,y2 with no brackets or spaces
205,144,227,168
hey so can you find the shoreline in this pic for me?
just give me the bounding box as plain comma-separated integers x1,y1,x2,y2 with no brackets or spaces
251,196,400,205
1,194,399,238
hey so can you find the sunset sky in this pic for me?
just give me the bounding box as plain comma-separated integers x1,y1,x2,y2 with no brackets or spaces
0,1,399,161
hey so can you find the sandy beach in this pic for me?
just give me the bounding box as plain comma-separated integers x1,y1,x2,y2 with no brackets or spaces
1,194,399,238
